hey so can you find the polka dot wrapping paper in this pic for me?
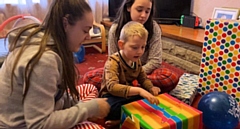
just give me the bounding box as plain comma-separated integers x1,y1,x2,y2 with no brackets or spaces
198,20,240,106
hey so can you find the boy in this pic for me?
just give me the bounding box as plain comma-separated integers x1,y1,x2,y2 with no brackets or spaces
99,21,160,127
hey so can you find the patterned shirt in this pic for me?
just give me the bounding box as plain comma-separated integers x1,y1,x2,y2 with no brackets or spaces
99,52,153,98
108,21,162,74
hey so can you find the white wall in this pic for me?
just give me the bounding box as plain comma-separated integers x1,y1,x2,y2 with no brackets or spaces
192,0,240,26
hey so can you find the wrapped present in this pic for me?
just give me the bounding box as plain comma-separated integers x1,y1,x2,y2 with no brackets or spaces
169,73,199,105
121,115,140,129
121,93,203,129
198,20,240,106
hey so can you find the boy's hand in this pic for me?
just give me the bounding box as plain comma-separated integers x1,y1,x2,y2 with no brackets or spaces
149,86,161,96
139,89,160,105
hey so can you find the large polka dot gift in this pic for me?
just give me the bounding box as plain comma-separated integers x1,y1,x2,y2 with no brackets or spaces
198,20,240,106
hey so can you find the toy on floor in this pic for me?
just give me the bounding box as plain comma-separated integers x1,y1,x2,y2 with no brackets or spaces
198,91,239,129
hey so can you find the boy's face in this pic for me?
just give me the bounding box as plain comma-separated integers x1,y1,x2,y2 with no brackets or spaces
118,35,146,62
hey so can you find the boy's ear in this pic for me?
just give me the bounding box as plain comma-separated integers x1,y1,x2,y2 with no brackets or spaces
118,40,124,50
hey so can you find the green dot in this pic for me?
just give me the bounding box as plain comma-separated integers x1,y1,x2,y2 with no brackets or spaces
204,72,208,76
225,70,230,74
208,40,212,44
209,66,213,69
210,23,214,27
231,34,236,39
222,60,227,64
220,77,224,81
213,32,218,36
225,43,230,47
202,87,205,91
236,98,239,102
228,53,233,57
228,24,233,29
207,81,211,85
211,49,215,54
238,82,240,86
206,57,210,61
223,86,227,90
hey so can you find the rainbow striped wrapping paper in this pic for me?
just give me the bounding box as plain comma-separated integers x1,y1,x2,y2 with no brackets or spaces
121,93,203,129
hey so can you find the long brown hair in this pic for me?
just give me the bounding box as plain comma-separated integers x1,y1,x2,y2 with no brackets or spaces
114,0,155,51
7,0,92,102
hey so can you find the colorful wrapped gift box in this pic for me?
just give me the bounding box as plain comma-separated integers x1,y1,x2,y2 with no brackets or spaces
121,93,203,129
197,20,240,106
169,73,199,105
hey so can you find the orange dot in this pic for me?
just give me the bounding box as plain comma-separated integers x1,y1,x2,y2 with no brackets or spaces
224,80,228,85
214,53,219,57
209,60,213,64
229,73,234,78
236,38,240,43
227,90,231,94
207,76,211,80
210,85,214,88
214,26,219,30
212,69,217,73
226,64,231,69
232,56,237,61
211,44,216,48
217,36,222,40
232,28,238,33
229,46,234,51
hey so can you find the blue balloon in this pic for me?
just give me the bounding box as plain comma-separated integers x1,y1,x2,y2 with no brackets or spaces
198,91,240,129
74,45,85,63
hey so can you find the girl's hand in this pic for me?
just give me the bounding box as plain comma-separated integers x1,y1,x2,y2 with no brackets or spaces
139,89,160,105
149,86,161,96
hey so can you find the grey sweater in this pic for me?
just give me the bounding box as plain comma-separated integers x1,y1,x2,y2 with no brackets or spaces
108,21,162,74
0,28,99,129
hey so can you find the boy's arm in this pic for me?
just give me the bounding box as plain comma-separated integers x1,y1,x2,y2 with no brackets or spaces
103,58,131,98
137,67,153,91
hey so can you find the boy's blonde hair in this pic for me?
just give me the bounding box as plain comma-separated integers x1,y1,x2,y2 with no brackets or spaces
119,21,148,42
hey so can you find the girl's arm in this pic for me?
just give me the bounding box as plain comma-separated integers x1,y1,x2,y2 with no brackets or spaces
142,21,162,74
107,24,119,55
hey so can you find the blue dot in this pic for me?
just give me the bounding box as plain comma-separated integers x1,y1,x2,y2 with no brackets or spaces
208,71,212,75
200,74,203,78
224,75,229,79
202,58,205,63
220,45,225,49
218,62,222,66
206,86,210,90
212,38,217,42
204,42,208,46
223,27,228,31
227,58,232,63
215,21,220,25
230,40,235,45
210,55,214,59
236,66,240,70
206,25,210,29
233,83,237,87
215,78,220,82
233,22,239,26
